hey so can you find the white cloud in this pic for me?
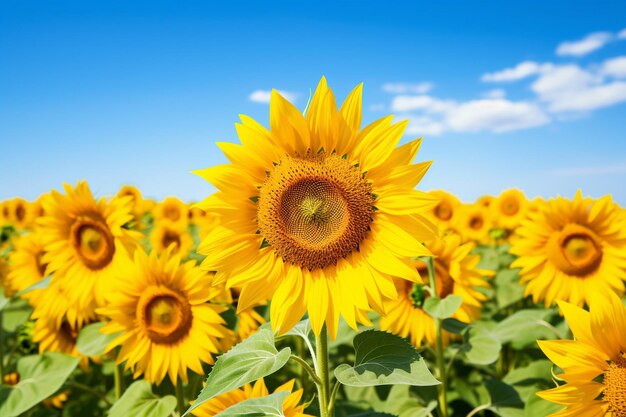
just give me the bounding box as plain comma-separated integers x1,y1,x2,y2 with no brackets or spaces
482,89,506,99
482,61,551,82
249,89,297,104
382,82,433,94
531,64,626,112
618,28,626,39
394,95,549,135
556,31,613,56
601,56,626,78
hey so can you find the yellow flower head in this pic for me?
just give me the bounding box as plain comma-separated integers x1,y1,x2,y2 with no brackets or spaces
510,191,626,307
37,181,141,313
538,291,626,416
476,195,494,208
192,378,313,417
6,231,49,302
454,204,493,243
33,315,93,369
149,222,194,258
380,233,492,346
426,190,461,231
1,198,32,229
153,197,189,229
99,248,233,385
491,189,528,230
195,78,438,337
117,185,154,228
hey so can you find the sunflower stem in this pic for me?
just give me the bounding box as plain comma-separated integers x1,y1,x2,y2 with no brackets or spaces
290,354,322,386
314,326,332,417
113,363,124,401
427,256,448,417
176,379,186,415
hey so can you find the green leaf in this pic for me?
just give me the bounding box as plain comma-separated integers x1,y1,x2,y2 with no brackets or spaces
349,413,397,417
213,391,289,417
442,318,469,334
14,276,51,298
494,269,524,309
461,326,501,365
491,310,551,347
486,380,523,409
524,392,564,417
423,295,463,319
0,293,9,312
1,299,32,332
284,319,311,342
108,380,176,417
334,330,439,387
76,322,120,357
0,352,79,417
185,326,291,416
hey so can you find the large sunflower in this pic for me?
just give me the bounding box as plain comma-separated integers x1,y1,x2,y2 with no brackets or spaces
194,78,438,336
98,248,233,385
380,233,492,346
510,191,626,307
192,378,313,417
37,181,141,311
538,291,626,416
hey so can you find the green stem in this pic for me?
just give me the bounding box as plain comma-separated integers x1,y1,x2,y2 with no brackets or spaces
328,380,341,416
67,382,113,407
290,355,322,385
176,379,186,415
113,364,124,400
315,326,332,417
426,257,448,417
0,312,4,381
466,403,490,417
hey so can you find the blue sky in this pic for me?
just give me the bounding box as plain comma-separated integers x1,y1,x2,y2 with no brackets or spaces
2,0,626,204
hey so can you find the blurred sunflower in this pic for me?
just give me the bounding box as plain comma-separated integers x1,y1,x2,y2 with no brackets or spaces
510,191,626,307
30,280,98,330
454,204,492,243
426,190,461,231
195,78,437,336
538,291,626,417
476,195,494,208
117,185,154,229
491,189,527,230
1,198,30,229
98,248,233,384
380,233,492,346
0,257,10,296
37,181,141,311
33,315,93,369
192,378,313,417
153,197,189,229
149,223,193,258
6,231,48,303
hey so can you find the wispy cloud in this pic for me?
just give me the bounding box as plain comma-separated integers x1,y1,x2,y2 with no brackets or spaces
249,89,298,104
556,31,613,56
482,61,550,82
382,82,433,94
619,28,626,39
482,89,506,99
550,163,626,176
600,56,626,78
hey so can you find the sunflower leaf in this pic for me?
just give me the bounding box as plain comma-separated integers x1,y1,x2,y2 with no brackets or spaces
334,330,439,387
461,326,501,365
184,326,291,416
423,295,463,319
108,380,176,417
0,352,79,417
213,391,290,417
76,322,121,357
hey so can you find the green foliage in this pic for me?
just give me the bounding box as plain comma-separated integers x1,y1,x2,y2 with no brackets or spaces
108,381,176,417
0,353,79,417
461,326,502,365
334,330,439,387
423,295,463,319
213,391,290,417
76,322,120,357
185,326,291,416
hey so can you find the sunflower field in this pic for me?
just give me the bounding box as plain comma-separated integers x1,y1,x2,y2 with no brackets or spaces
1,79,625,417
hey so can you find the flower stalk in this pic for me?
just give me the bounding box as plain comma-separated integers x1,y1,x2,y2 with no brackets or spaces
427,256,448,417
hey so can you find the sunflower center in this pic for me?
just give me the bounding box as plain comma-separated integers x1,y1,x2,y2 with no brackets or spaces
434,202,453,221
549,224,602,276
137,287,192,344
162,231,181,251
70,217,115,270
15,203,26,222
500,198,519,216
164,206,181,222
469,215,484,230
35,250,48,277
258,153,373,270
60,321,79,343
416,260,454,299
604,355,626,417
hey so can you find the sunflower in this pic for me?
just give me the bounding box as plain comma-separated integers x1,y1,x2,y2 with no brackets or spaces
149,223,193,258
0,198,30,229
426,190,461,232
117,185,154,229
33,315,92,369
538,291,626,417
477,195,494,208
454,204,493,243
192,378,313,417
510,191,626,307
224,287,266,341
98,248,233,384
491,189,528,230
380,233,492,346
194,78,438,337
153,197,189,229
6,231,48,302
37,181,141,311
30,279,98,331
